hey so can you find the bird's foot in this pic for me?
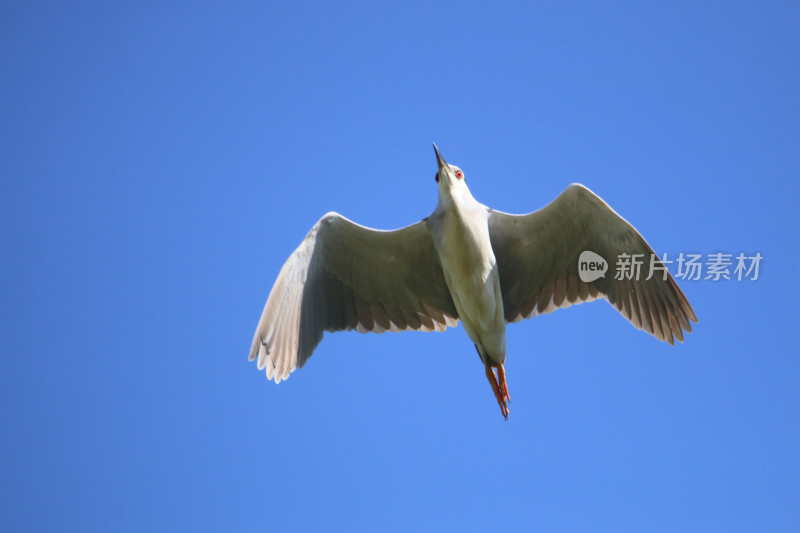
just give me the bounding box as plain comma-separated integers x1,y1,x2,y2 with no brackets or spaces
497,363,510,404
485,364,510,420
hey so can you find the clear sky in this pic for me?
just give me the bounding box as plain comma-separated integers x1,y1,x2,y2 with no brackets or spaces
2,2,798,531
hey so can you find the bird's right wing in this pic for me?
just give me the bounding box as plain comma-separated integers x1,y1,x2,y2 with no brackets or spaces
249,212,459,383
488,184,697,345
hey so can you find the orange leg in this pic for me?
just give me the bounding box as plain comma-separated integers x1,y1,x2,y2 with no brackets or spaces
497,363,510,404
485,365,509,420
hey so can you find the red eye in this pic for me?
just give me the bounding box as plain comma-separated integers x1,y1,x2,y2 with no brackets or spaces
455,170,463,179
435,172,439,182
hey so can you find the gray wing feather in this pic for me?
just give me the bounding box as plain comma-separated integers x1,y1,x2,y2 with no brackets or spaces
249,212,459,383
489,183,697,344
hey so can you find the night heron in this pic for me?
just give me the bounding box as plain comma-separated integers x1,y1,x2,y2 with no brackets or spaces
249,144,697,419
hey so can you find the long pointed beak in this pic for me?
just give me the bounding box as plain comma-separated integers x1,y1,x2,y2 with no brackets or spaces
432,143,448,174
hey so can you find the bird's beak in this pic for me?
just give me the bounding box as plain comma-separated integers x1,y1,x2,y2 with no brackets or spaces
433,142,449,177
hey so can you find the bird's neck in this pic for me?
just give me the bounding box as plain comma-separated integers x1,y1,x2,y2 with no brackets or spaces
437,185,479,213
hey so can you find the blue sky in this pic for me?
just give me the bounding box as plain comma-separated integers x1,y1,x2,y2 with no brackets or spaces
2,2,798,531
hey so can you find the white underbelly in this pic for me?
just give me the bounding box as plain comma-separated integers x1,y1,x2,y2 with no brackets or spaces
442,256,498,328
437,231,507,362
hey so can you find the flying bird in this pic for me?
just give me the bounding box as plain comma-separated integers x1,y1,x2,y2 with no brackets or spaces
249,144,697,419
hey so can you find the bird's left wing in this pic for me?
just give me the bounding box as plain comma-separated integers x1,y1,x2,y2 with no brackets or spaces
488,184,697,345
249,212,459,383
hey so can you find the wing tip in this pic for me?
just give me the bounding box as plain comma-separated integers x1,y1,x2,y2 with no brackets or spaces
264,360,295,384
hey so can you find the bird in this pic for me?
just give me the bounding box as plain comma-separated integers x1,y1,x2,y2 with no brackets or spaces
249,143,697,419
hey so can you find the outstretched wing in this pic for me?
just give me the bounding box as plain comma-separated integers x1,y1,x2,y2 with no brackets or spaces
249,212,459,382
488,184,697,344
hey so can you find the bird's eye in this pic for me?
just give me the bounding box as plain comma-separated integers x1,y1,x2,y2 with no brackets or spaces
435,172,439,183
455,170,463,179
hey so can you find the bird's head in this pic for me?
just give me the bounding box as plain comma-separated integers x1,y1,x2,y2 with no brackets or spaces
433,143,467,190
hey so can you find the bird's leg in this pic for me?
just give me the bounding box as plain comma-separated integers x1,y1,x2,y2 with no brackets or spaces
485,365,509,420
497,363,510,404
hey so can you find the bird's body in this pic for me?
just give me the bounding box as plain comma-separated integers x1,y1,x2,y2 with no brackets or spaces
431,187,505,361
249,144,697,419
428,151,510,411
